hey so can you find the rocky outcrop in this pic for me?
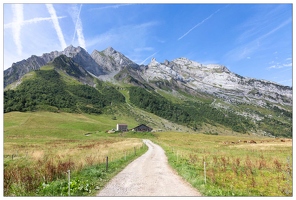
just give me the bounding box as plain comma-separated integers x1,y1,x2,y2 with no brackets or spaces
4,55,48,87
91,47,138,73
52,55,96,86
143,57,292,106
62,45,105,77
4,45,104,87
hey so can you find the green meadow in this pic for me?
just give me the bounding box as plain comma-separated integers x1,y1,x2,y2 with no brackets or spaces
3,111,292,196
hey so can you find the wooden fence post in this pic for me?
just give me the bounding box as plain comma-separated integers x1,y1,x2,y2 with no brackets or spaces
204,162,207,184
106,156,108,172
67,170,71,196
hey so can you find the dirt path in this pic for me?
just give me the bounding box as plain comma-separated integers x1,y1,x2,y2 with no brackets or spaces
97,139,201,196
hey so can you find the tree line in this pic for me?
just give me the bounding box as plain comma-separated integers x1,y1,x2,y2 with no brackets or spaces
4,69,125,114
128,86,253,133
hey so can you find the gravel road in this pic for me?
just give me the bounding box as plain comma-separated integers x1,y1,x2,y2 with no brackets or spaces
97,139,201,196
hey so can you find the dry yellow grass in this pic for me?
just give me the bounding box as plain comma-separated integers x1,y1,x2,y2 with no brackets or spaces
228,140,292,150
152,131,292,196
5,138,143,168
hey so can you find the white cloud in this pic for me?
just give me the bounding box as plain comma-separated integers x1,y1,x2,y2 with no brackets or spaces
46,4,67,50
283,63,292,67
267,62,292,69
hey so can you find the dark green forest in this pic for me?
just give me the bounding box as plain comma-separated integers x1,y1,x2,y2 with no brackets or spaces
4,69,125,114
128,87,292,137
128,86,253,133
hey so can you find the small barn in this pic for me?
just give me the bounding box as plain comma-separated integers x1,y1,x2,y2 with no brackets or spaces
132,124,153,132
116,124,128,132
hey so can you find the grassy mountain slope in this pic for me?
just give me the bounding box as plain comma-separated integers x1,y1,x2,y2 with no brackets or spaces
142,85,292,137
3,55,292,138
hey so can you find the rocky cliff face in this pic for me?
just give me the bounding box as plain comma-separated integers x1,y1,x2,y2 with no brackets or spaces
4,45,104,87
143,57,292,106
91,47,138,72
4,46,292,107
4,55,48,88
63,45,106,77
90,47,139,81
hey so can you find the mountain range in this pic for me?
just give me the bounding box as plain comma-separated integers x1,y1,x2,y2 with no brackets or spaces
3,45,292,138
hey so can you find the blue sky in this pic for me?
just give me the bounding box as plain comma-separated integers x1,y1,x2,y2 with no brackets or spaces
3,3,293,86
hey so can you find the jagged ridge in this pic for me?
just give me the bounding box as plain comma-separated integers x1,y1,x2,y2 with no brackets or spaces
3,46,292,137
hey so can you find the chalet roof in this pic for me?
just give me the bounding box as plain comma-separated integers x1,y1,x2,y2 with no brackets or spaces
132,124,152,129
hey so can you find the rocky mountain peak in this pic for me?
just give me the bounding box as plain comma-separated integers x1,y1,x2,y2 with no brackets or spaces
172,57,202,68
103,46,116,54
91,47,138,79
204,64,231,73
148,57,160,67
62,45,86,57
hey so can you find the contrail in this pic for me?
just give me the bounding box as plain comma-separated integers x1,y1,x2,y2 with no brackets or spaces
71,5,79,44
71,4,86,49
6,4,66,55
4,16,66,29
140,51,158,65
178,6,226,40
46,4,67,50
11,4,23,55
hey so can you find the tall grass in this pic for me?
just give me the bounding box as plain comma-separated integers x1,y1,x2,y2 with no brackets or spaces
4,140,147,196
4,111,148,196
152,132,292,196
